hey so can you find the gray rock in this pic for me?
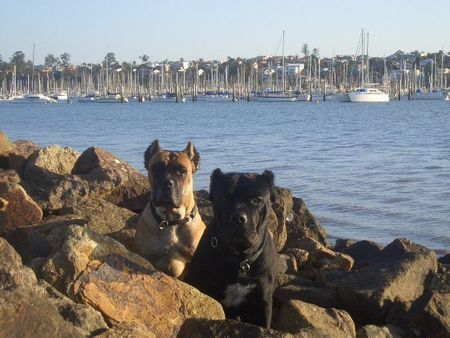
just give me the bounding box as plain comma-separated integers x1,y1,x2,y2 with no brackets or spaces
322,238,438,325
72,147,150,213
178,318,293,338
272,299,356,337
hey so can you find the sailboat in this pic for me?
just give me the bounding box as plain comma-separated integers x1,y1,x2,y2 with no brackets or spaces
348,30,389,103
254,31,297,102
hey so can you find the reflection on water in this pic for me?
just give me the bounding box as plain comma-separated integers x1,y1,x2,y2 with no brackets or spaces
1,100,449,253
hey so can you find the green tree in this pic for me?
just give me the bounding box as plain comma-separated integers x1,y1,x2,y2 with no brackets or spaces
139,54,149,64
104,52,118,67
10,51,27,74
60,52,71,68
44,54,59,68
302,43,309,57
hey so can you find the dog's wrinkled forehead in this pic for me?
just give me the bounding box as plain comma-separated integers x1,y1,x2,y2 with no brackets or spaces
150,151,192,171
219,173,270,199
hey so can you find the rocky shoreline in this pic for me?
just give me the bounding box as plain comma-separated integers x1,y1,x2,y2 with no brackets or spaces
1,130,449,337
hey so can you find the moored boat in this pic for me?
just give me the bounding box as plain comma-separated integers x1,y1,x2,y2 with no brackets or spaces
348,87,389,102
12,94,57,104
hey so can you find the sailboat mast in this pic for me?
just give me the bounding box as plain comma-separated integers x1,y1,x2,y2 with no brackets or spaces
31,43,35,93
282,30,285,91
366,32,370,84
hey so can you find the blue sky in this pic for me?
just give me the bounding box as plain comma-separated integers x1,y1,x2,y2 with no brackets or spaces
1,0,448,64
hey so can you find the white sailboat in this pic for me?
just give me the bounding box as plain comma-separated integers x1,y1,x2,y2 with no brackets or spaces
348,30,389,103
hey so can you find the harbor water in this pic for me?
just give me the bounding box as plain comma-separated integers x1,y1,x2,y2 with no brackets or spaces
1,99,449,254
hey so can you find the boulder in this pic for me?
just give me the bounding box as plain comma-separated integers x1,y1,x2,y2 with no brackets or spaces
438,253,450,265
0,130,13,169
0,183,43,230
0,238,96,337
0,237,38,290
356,324,404,338
0,289,83,338
4,228,51,264
407,291,450,337
272,299,356,337
269,187,292,251
285,197,327,248
195,189,213,224
96,322,156,338
323,238,438,324
0,169,21,184
274,284,339,309
35,280,109,337
72,147,150,212
336,240,383,269
69,198,137,235
23,145,80,186
27,174,119,214
178,318,291,338
295,237,354,271
73,255,225,337
284,248,309,269
8,140,40,176
40,225,154,296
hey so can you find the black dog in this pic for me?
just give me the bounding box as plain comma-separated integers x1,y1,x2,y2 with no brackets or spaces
184,169,278,328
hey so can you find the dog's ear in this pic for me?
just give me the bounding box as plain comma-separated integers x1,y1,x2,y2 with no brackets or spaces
184,141,200,173
261,170,275,188
209,168,223,201
144,140,161,170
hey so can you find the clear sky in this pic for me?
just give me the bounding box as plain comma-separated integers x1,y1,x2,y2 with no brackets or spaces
1,0,448,65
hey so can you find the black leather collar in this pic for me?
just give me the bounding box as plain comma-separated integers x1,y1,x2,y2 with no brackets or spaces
149,201,198,230
210,223,269,274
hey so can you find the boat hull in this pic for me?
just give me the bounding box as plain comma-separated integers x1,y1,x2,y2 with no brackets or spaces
348,92,389,102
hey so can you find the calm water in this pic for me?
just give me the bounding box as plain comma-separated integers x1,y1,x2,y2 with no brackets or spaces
1,99,449,254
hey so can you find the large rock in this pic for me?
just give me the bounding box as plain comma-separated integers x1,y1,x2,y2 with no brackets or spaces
27,174,119,214
0,182,43,230
0,237,38,290
96,322,156,338
73,255,225,337
272,299,356,337
40,225,154,296
0,289,83,338
8,140,40,176
0,130,13,169
35,280,109,337
178,318,291,338
295,237,354,271
69,198,137,235
321,238,438,324
4,228,51,264
356,324,404,338
72,147,150,212
0,169,21,184
407,291,450,337
270,187,292,252
0,238,87,337
274,284,339,309
285,197,327,248
23,145,80,186
335,239,383,269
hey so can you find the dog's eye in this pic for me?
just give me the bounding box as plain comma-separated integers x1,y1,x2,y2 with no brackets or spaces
251,197,263,205
175,168,187,176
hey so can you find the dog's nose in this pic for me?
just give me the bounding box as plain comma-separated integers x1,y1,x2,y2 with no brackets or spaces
231,213,248,225
164,179,174,189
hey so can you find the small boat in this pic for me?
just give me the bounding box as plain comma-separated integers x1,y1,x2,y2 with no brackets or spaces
12,94,57,104
414,89,446,101
50,91,68,101
347,87,389,103
254,90,297,102
149,93,186,102
78,93,100,103
95,94,128,103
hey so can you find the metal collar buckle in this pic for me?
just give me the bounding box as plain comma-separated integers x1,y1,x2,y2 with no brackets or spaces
159,220,169,230
210,236,218,248
239,259,251,273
